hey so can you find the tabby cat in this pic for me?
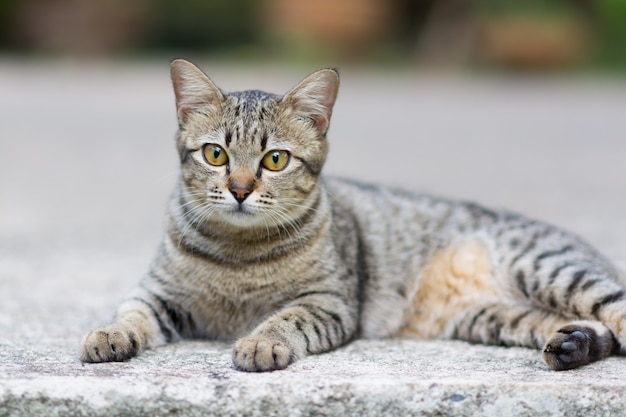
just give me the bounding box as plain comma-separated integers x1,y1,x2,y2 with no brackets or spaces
81,59,626,372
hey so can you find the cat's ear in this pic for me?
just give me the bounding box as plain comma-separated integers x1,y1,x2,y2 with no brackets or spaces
281,68,339,135
170,59,224,125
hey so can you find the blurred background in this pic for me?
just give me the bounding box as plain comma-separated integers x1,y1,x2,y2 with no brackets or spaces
1,0,626,314
1,0,626,70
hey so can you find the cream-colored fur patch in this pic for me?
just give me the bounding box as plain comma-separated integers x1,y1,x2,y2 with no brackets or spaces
400,241,500,338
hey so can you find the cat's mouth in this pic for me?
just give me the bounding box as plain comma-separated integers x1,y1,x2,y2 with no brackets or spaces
219,203,273,229
224,203,259,223
232,204,252,215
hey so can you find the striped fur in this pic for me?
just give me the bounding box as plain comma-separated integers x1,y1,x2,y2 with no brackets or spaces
81,60,626,371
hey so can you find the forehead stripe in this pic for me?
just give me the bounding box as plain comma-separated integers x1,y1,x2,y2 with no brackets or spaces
225,129,232,147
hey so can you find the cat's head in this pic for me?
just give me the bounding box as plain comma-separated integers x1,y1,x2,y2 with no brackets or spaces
170,59,339,230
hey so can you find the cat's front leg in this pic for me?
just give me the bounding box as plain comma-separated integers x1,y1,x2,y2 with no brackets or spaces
233,294,357,371
232,322,303,372
80,299,168,362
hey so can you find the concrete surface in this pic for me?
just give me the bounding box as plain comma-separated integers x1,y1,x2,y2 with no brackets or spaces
1,59,626,416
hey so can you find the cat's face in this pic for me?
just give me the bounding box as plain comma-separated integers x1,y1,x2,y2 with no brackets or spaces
170,60,339,230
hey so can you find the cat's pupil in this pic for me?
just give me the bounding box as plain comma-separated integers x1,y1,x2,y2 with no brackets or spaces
214,149,221,159
272,153,279,164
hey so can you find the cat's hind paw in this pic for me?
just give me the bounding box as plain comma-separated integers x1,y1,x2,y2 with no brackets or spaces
543,322,614,371
80,325,139,363
232,336,295,372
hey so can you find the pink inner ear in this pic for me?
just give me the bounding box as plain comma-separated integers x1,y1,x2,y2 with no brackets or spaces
312,114,330,134
172,73,193,124
176,104,193,125
170,61,224,125
300,72,338,134
281,69,339,135
174,87,202,124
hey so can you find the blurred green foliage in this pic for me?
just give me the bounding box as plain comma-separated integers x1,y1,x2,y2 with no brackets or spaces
595,0,626,68
480,0,582,15
0,0,20,48
145,0,260,54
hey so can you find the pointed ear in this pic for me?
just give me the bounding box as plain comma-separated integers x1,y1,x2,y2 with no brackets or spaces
281,68,339,135
170,59,224,125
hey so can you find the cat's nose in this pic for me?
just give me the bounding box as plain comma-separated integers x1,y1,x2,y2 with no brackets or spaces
229,184,252,204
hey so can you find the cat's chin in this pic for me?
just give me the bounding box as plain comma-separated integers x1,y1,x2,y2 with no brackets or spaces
216,206,272,229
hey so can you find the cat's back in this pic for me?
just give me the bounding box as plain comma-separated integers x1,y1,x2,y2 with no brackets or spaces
323,176,495,251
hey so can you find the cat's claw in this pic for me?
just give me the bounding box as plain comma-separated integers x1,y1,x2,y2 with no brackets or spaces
80,325,139,363
232,336,294,372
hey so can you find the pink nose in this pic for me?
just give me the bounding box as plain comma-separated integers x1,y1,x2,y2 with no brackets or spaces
229,185,252,204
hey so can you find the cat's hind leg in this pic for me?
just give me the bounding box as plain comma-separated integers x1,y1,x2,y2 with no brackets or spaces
399,238,621,370
497,235,626,368
494,220,626,368
532,273,626,369
543,320,616,370
447,304,616,370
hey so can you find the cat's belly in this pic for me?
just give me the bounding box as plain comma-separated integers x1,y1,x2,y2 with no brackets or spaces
399,240,501,338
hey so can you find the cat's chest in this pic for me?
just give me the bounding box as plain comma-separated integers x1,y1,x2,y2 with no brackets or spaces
183,262,305,338
175,247,324,335
191,251,315,295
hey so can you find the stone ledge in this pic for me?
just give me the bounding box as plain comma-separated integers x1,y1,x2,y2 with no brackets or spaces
2,339,626,417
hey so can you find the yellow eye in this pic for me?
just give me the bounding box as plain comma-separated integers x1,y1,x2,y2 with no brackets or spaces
203,144,228,166
262,150,290,171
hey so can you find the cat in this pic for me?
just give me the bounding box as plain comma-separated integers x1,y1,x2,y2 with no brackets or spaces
81,59,626,372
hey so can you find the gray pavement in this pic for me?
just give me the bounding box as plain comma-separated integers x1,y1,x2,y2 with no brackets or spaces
1,59,626,416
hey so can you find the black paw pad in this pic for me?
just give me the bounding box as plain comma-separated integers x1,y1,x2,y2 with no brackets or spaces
543,326,594,371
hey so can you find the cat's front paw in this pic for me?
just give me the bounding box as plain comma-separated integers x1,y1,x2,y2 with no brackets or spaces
80,324,139,363
232,336,295,372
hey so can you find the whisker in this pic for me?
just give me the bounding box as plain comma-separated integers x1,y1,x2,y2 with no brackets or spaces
176,201,219,248
269,206,309,242
264,209,293,241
